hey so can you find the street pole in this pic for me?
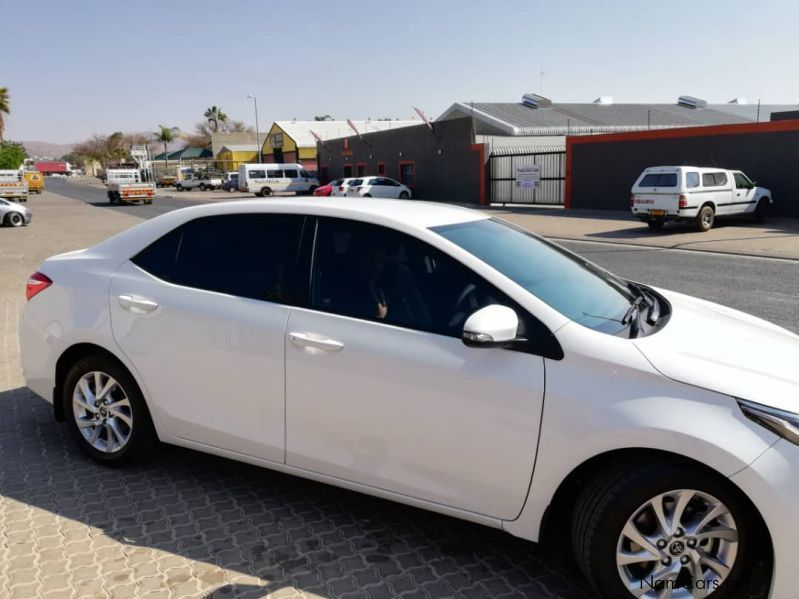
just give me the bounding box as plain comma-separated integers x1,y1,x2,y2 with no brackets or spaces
248,94,262,163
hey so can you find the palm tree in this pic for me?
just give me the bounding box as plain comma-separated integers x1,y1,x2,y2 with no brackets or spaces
0,87,10,142
204,106,228,133
155,125,179,171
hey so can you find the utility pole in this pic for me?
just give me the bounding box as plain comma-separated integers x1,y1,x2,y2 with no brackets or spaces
247,94,262,162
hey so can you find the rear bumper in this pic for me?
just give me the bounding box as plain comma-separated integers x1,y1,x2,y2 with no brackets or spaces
632,208,699,221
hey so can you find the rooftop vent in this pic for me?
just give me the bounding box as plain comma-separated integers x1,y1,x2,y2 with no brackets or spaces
522,93,552,109
678,95,707,109
593,96,614,105
728,97,749,104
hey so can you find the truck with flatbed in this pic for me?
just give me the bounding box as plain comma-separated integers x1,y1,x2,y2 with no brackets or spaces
175,171,223,191
0,170,29,202
106,169,155,205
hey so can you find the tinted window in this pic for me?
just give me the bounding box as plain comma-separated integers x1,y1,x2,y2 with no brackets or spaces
284,169,299,178
377,163,386,175
349,179,363,186
249,170,266,179
268,170,284,178
686,172,700,188
300,169,313,178
311,218,542,342
639,173,677,187
132,215,308,304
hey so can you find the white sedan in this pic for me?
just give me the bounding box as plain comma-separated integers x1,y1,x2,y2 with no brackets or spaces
19,198,798,598
346,176,411,199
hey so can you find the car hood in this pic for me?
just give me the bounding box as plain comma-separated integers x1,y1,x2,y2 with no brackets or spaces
634,288,799,412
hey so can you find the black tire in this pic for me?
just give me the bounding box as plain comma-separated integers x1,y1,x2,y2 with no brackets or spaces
697,205,715,232
63,355,158,466
259,187,272,197
754,200,769,223
399,191,410,199
199,183,207,191
308,186,318,195
176,184,183,192
144,199,153,205
572,459,767,599
363,193,372,198
647,220,665,231
5,212,24,227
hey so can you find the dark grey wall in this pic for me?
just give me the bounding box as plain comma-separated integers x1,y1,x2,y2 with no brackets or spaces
317,117,485,205
569,129,799,217
771,111,799,121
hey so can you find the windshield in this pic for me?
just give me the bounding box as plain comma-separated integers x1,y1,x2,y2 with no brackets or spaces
432,218,638,335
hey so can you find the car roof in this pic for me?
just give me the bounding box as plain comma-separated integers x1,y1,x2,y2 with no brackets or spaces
91,198,488,258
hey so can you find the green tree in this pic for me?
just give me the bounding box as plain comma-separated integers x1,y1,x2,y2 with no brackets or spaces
314,114,333,121
204,106,228,133
0,140,27,169
0,88,9,142
154,125,180,170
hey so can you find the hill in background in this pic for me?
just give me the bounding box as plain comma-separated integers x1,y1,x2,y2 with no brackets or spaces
20,140,76,160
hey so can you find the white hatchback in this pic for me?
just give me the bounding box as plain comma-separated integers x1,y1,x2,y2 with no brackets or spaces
346,176,412,199
19,199,799,598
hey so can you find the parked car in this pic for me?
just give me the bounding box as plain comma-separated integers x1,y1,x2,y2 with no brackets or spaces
347,176,411,199
631,166,773,232
238,163,318,196
0,197,31,226
155,174,177,188
105,169,155,205
23,170,44,194
330,177,359,197
222,172,239,193
313,178,343,197
175,172,223,192
19,198,799,599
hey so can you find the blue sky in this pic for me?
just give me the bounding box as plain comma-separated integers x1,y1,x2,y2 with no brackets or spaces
4,0,798,143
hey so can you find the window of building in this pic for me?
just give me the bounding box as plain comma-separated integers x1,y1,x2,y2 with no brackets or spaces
271,133,284,148
686,172,700,188
343,165,353,177
399,161,416,187
132,215,308,304
356,163,367,177
377,162,386,176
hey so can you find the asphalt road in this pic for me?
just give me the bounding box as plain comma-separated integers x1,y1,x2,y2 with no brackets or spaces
48,178,799,334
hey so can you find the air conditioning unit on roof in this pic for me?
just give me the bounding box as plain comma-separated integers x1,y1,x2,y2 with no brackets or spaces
522,93,552,109
678,96,707,109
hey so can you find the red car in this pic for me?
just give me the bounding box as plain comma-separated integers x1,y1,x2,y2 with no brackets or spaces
313,178,343,197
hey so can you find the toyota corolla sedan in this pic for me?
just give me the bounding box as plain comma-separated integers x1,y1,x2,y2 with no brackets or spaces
19,199,799,598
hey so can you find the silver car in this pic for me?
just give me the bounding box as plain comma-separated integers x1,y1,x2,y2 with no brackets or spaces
0,198,31,227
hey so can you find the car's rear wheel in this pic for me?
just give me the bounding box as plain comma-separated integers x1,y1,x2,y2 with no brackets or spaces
399,191,410,199
6,212,24,227
697,205,715,232
63,355,157,465
572,460,767,599
199,183,207,191
260,187,272,197
647,220,665,231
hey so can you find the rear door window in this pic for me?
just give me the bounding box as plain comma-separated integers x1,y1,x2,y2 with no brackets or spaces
638,173,678,187
268,170,284,179
131,214,309,304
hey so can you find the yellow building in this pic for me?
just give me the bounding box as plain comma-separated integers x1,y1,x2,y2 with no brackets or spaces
215,144,259,172
262,120,419,173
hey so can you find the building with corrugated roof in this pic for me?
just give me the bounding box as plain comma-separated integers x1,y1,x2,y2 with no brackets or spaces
215,144,259,171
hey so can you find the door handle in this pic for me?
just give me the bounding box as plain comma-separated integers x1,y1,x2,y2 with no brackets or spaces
118,294,159,314
289,332,344,352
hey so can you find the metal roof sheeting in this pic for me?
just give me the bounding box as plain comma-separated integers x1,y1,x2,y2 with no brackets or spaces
275,120,421,148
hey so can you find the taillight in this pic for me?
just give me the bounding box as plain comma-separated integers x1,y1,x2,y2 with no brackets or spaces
338,187,344,192
630,193,635,207
679,194,688,208
26,271,52,301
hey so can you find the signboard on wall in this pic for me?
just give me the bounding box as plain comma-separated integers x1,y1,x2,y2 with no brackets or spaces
515,164,541,189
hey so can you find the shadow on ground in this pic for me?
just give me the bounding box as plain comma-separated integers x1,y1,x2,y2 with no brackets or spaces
0,385,592,598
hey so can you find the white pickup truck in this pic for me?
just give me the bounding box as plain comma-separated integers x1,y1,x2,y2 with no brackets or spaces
0,169,29,202
106,169,155,205
175,172,223,192
631,166,773,232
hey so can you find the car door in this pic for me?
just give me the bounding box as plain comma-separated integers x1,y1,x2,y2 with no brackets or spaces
109,213,310,463
285,217,546,520
732,172,757,214
372,178,393,198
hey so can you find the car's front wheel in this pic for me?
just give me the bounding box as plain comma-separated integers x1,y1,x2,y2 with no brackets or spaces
63,355,157,465
572,460,767,599
5,212,24,227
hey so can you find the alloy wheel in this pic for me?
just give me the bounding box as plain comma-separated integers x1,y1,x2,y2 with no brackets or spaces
616,489,738,598
72,371,133,453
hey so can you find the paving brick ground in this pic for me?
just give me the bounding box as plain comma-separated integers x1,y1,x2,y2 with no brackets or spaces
0,191,592,597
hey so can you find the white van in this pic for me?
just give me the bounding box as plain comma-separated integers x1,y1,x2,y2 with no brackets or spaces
631,166,773,232
238,163,319,197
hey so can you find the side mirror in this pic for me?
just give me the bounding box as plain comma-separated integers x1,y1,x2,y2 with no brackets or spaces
462,305,520,348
